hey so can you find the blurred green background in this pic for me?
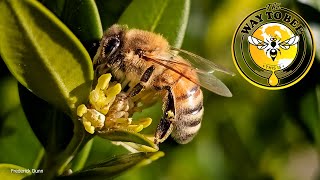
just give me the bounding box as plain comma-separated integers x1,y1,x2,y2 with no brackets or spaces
1,0,320,179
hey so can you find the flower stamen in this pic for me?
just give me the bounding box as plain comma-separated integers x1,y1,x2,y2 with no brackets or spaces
77,73,154,139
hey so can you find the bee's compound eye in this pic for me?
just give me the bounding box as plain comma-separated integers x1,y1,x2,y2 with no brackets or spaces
103,37,120,57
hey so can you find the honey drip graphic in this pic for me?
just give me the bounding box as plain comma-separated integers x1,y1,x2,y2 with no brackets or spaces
268,71,278,86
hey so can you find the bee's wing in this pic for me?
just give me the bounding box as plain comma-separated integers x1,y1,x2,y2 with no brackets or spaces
248,36,268,50
196,70,233,97
170,48,235,75
143,48,233,97
279,36,299,50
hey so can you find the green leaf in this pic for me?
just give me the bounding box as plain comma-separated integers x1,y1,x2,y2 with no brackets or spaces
297,0,320,10
59,152,164,180
60,0,103,42
118,0,190,48
18,84,73,154
0,76,20,123
97,129,158,151
71,138,94,172
95,0,132,31
309,23,320,61
0,164,31,179
300,86,320,146
295,1,320,61
41,0,103,58
0,78,42,169
0,107,42,169
41,0,65,17
0,0,93,115
59,0,103,58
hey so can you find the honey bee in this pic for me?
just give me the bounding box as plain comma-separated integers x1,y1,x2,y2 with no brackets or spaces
93,24,233,144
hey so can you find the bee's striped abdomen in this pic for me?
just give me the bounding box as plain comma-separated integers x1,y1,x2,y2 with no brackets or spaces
171,82,204,144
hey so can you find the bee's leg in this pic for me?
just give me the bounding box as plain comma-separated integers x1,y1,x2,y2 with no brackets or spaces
154,86,175,144
128,65,155,97
128,83,144,97
140,65,155,82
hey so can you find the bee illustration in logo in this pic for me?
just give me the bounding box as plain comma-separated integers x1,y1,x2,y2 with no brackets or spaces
248,35,300,61
93,24,233,144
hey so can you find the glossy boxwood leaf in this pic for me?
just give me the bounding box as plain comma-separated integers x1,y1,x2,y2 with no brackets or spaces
118,0,190,48
0,106,42,170
18,84,73,154
71,139,94,172
60,0,103,42
0,78,42,169
295,1,320,61
0,0,93,115
41,0,65,17
95,0,132,31
0,164,31,179
0,57,11,77
297,0,320,11
0,77,20,126
60,0,103,59
300,86,320,146
97,129,158,150
41,0,103,58
59,152,164,180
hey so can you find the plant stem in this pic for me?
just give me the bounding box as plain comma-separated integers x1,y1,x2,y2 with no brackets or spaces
32,148,45,170
41,120,92,180
57,124,84,175
71,138,94,172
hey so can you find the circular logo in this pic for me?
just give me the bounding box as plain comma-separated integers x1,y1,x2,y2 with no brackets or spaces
232,3,315,89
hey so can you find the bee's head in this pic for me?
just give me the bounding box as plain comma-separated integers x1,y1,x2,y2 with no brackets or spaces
93,24,127,69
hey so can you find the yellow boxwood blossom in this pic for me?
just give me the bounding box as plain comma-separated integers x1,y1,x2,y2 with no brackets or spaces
77,74,154,146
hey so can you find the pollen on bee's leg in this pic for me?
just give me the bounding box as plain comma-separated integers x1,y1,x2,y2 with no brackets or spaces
154,110,175,144
167,110,174,120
